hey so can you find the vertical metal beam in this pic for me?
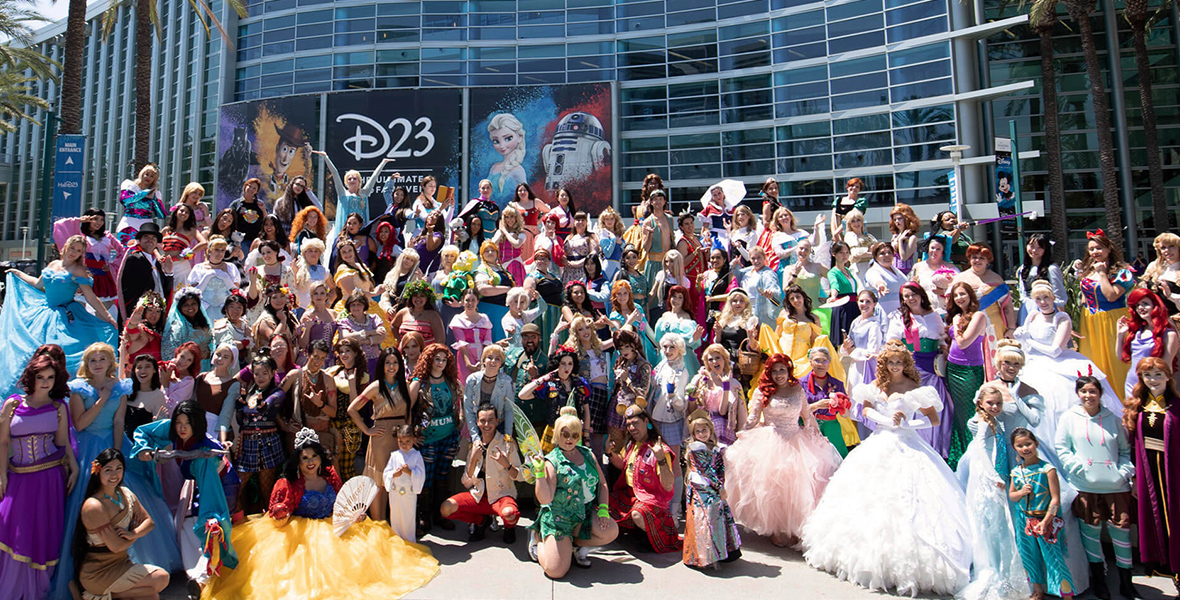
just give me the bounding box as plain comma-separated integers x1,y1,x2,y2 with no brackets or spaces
951,0,983,208
611,79,621,212
461,87,470,199
1102,0,1137,252
36,112,57,270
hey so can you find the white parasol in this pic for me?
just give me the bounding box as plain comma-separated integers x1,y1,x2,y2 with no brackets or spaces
699,179,747,210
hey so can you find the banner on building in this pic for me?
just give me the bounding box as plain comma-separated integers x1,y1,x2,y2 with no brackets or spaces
215,95,320,212
994,137,1015,233
324,88,463,221
468,83,613,215
52,134,86,222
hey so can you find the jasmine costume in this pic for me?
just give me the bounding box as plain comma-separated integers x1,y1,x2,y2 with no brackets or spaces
1011,459,1076,597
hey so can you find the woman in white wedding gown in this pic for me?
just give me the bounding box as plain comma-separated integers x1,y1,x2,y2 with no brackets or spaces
1013,281,1121,445
800,340,972,597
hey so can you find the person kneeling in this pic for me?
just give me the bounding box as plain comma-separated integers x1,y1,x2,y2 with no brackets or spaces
441,403,524,544
608,405,683,553
529,406,618,578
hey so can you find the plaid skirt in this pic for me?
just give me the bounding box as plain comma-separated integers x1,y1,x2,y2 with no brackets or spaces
420,430,459,487
237,429,284,473
609,480,683,554
588,383,610,435
653,419,685,447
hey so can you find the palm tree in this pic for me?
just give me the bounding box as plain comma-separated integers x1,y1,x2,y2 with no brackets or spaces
102,0,244,172
1124,0,1170,234
1027,1,1070,263
1062,0,1124,248
0,0,58,131
57,0,86,135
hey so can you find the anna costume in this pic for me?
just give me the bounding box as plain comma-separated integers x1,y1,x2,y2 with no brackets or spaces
1132,390,1180,581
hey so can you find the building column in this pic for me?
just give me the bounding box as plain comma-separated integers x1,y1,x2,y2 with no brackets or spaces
1102,0,1137,251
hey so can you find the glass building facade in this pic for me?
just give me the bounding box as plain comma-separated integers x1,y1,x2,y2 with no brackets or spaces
1,0,1177,259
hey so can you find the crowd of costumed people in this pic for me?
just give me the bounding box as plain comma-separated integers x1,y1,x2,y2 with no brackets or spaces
2,164,1179,600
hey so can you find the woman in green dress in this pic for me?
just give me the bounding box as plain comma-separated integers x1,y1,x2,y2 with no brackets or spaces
528,406,618,579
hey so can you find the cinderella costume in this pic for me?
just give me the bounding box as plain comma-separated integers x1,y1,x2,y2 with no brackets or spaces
47,378,182,600
0,271,118,398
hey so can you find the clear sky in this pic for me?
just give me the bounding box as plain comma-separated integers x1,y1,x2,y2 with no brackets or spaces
30,0,70,28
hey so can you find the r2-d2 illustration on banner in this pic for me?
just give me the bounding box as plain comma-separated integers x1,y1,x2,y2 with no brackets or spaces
542,112,611,191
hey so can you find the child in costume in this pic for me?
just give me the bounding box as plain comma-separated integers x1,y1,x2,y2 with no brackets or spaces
683,411,741,569
383,425,426,543
1054,373,1136,600
202,427,438,600
957,383,1029,600
1011,427,1075,600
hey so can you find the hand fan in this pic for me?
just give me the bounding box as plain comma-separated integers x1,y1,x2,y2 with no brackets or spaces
333,476,378,537
510,400,544,483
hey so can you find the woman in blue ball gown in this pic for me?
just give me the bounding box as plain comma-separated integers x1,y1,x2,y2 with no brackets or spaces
47,342,182,600
0,234,118,398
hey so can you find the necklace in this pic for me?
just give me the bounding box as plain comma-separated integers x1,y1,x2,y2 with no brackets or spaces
104,491,124,509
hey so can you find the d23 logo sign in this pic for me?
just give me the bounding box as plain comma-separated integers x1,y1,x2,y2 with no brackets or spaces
335,113,436,161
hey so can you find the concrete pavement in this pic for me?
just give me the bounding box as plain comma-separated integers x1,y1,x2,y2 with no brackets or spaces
162,516,1178,599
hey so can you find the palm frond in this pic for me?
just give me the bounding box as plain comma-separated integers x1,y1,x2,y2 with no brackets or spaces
0,0,58,81
0,68,51,133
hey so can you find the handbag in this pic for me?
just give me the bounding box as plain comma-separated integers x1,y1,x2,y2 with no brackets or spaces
1024,515,1065,543
738,338,763,376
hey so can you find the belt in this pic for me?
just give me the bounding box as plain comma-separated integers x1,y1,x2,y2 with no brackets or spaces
241,427,278,436
10,455,66,474
646,251,665,261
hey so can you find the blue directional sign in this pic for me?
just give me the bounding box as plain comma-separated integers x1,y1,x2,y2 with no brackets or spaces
52,134,86,222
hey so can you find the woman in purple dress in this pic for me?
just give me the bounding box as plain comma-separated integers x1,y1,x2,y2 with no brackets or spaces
0,354,78,599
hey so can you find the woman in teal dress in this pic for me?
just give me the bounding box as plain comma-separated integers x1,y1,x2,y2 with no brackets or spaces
608,280,659,366
309,149,395,253
162,287,215,371
0,234,118,398
48,343,182,600
654,286,704,373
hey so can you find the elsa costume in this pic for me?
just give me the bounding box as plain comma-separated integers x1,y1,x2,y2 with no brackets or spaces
317,153,391,253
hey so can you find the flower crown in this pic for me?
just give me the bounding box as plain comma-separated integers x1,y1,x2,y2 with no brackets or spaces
564,279,587,290
401,279,436,303
136,294,166,310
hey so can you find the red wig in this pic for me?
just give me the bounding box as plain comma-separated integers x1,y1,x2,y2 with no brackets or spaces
375,221,398,260
173,342,203,380
1121,288,1172,364
19,354,70,399
757,353,798,406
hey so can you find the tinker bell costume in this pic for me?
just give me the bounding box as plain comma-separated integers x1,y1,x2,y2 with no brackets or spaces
534,445,600,542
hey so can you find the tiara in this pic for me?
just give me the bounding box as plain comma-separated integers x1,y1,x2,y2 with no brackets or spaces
294,427,320,449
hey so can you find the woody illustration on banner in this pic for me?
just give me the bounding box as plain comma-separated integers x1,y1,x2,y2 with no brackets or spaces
216,95,319,210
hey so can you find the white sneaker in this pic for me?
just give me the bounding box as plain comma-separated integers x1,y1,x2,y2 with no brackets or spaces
573,545,592,568
528,528,539,562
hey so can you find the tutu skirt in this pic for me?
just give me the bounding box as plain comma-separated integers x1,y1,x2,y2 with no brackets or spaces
800,428,972,596
203,517,438,600
724,425,841,538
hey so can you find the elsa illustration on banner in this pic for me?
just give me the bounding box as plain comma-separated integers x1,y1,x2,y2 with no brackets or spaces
487,113,527,202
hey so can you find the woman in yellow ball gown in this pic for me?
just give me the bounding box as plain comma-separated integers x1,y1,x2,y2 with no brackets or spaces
203,428,438,600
